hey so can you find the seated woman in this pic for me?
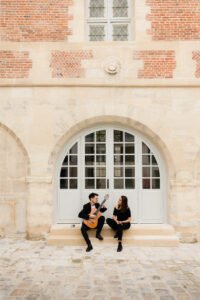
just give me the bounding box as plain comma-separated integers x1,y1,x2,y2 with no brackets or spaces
106,195,131,252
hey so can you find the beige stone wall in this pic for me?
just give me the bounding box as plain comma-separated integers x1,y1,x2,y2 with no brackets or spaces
1,0,200,242
0,87,200,241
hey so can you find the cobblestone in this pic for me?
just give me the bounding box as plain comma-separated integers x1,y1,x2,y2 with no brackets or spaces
0,239,200,299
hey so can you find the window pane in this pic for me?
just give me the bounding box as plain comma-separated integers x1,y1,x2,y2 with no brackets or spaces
69,155,77,165
85,155,95,165
142,143,151,154
143,178,151,189
114,144,123,154
114,167,123,177
125,167,135,177
114,130,123,142
96,144,106,154
125,155,135,165
114,179,124,189
70,167,77,177
125,133,134,142
60,179,68,189
85,179,95,189
96,130,106,142
60,168,68,178
85,167,95,177
142,167,150,177
152,167,160,177
113,0,128,18
112,24,128,41
152,179,160,189
85,133,94,142
114,155,123,165
152,155,158,165
70,179,77,189
125,179,135,189
96,155,106,165
142,155,151,165
96,167,106,177
89,25,105,41
63,156,68,165
89,0,105,18
125,144,135,154
69,143,77,154
96,179,106,189
85,144,95,154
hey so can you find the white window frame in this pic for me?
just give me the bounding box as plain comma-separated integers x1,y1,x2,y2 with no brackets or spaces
86,0,131,41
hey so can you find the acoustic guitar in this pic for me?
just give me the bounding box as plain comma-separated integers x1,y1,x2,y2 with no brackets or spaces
83,194,109,229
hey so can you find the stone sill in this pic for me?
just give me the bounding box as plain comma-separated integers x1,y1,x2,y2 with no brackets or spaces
1,79,200,88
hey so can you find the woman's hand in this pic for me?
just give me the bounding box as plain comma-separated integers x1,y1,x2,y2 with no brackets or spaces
116,220,122,225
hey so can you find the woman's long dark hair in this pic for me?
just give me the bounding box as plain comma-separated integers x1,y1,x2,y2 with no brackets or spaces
119,195,128,212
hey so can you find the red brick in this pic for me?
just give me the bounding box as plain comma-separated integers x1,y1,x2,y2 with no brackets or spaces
0,51,32,78
146,0,200,40
0,0,73,42
50,50,93,78
134,50,176,79
192,51,200,78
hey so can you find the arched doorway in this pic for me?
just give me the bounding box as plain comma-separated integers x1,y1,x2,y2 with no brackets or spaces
56,125,167,224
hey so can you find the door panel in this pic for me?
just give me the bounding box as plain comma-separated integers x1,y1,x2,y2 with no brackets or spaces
140,191,163,223
58,190,81,223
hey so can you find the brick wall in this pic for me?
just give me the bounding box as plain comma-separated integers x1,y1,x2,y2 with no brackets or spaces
134,51,176,79
0,51,32,78
192,51,200,78
0,0,73,42
147,0,200,40
50,50,93,78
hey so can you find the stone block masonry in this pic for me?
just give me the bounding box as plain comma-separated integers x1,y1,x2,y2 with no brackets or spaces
0,0,73,42
0,51,32,78
133,50,176,79
50,50,93,78
146,0,200,40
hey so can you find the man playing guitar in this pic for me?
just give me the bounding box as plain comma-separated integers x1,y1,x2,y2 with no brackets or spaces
78,192,108,252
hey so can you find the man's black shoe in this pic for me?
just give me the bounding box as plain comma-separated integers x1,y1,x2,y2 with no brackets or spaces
96,233,104,240
86,244,93,252
117,242,123,252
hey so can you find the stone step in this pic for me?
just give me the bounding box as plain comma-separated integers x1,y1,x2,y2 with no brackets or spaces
49,224,176,236
47,234,179,247
47,224,179,247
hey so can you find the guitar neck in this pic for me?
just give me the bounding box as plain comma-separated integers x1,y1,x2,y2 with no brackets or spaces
95,198,106,214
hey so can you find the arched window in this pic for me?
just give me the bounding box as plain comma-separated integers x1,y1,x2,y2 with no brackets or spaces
57,127,166,224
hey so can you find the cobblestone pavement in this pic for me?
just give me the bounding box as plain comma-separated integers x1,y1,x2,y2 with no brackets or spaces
0,239,200,300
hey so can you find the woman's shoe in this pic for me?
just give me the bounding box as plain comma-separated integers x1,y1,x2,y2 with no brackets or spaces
86,243,93,252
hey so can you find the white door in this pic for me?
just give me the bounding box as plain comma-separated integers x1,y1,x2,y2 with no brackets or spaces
56,127,166,224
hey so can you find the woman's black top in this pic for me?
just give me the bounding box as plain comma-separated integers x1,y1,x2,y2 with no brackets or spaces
113,207,131,221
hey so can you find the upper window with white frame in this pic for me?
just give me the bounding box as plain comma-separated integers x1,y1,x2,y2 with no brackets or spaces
86,0,131,41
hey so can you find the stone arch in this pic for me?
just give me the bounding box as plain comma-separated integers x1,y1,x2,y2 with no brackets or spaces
0,123,30,167
0,122,30,236
48,115,176,224
48,115,176,181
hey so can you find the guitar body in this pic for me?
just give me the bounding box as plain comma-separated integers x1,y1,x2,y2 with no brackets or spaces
83,212,102,229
